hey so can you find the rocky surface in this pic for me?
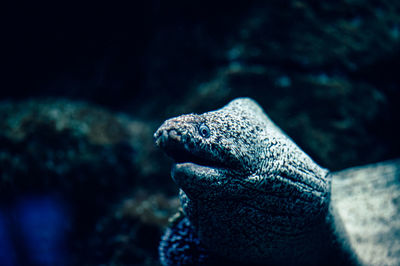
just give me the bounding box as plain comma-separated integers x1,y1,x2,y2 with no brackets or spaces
86,190,179,265
0,98,172,195
0,99,176,265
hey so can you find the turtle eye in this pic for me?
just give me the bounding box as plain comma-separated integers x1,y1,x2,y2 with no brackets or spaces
199,123,210,138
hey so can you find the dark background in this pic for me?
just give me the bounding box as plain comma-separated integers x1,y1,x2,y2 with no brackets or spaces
1,1,400,265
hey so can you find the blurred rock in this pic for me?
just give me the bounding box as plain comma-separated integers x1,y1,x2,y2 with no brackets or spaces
0,98,175,265
86,189,179,265
224,1,400,71
0,98,170,195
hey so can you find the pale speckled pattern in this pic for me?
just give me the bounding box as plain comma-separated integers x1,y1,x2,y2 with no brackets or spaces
155,98,360,265
332,159,400,266
158,216,210,265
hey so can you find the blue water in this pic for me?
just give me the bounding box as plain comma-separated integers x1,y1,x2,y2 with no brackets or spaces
0,196,69,266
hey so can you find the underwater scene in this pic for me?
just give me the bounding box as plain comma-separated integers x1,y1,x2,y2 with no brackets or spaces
1,1,400,265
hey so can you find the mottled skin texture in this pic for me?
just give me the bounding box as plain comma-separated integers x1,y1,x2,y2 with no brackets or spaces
154,98,360,265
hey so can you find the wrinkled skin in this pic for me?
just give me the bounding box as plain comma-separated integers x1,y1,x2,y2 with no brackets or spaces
154,98,360,265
